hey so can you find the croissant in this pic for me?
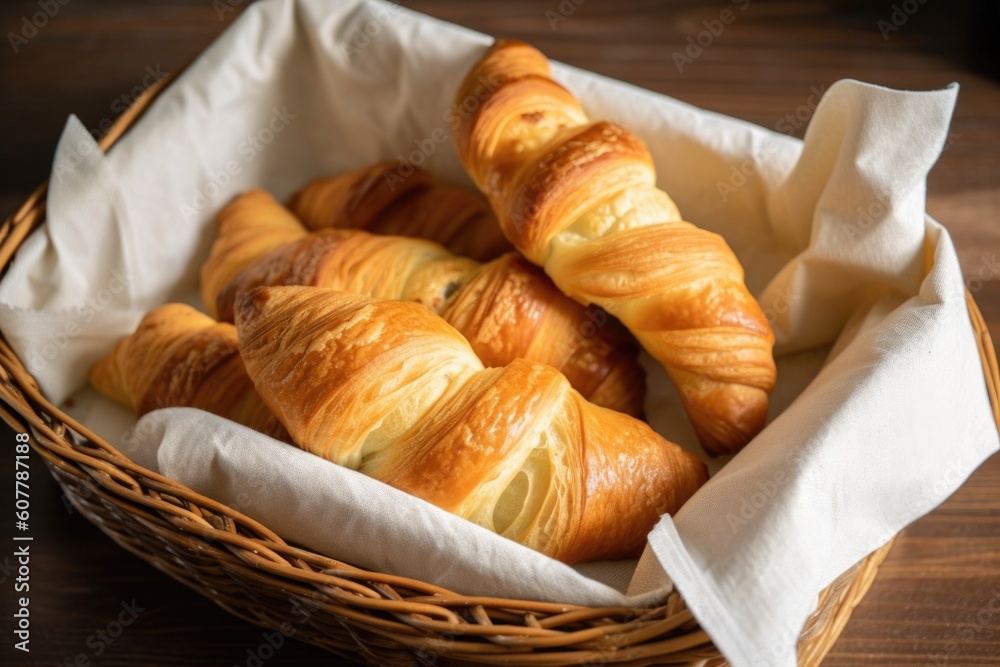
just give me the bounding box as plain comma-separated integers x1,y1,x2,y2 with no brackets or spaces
452,40,777,455
199,189,307,319
234,285,706,563
206,190,646,416
89,303,290,443
288,161,512,261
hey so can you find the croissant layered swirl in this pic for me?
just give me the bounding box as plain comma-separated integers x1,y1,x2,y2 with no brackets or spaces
289,161,512,261
89,303,290,443
235,286,707,563
452,40,777,455
204,190,647,416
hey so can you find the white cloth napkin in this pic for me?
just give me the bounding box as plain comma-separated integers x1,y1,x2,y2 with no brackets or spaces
122,406,657,607
1,1,996,665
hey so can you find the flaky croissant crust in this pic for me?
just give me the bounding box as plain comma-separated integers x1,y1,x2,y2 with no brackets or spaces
205,189,647,416
289,161,512,262
453,40,777,454
235,286,706,563
89,303,290,443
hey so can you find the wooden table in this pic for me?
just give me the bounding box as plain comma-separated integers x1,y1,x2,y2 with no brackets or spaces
1,1,998,665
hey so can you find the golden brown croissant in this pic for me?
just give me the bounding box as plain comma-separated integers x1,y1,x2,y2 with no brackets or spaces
288,161,513,261
199,189,307,319
452,40,777,455
207,190,646,416
234,285,706,563
89,303,290,443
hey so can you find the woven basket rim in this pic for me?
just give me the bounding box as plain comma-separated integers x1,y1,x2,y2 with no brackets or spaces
1,64,995,667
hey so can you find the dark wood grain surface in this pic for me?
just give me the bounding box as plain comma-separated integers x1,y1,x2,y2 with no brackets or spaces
1,1,998,665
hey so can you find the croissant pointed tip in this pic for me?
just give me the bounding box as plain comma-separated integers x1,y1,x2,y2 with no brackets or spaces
696,398,770,457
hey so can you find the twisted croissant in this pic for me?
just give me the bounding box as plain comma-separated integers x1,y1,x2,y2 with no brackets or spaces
288,161,512,261
235,286,706,562
89,304,290,443
199,189,307,319
453,40,776,455
205,190,646,416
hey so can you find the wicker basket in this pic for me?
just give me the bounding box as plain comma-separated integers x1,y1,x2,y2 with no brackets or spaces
2,73,998,667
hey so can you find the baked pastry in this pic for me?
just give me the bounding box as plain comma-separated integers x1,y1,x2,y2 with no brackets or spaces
89,303,290,443
289,161,512,261
205,190,647,416
199,189,307,319
234,285,706,562
452,40,777,455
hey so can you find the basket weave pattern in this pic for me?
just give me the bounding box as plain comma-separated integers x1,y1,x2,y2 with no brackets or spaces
1,75,996,667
